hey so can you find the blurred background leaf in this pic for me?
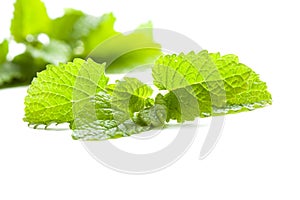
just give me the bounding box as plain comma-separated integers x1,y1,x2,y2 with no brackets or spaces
0,0,161,89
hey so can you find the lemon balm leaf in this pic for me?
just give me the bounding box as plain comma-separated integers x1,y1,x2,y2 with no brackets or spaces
152,51,272,122
153,51,219,121
71,90,165,141
72,77,154,140
24,58,108,126
111,77,153,120
71,91,152,140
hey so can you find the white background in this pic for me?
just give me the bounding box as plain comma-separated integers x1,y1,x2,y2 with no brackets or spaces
1,0,300,199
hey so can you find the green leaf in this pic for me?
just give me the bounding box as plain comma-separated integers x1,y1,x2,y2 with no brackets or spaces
88,21,162,73
71,91,151,140
0,40,28,87
134,104,167,127
49,9,84,43
70,75,159,140
26,39,73,65
24,51,272,140
153,50,272,122
4,0,161,89
111,77,153,120
0,62,24,87
153,51,214,121
24,58,108,126
71,91,165,141
11,0,51,42
8,3,161,89
162,89,200,122
72,118,151,141
11,52,47,82
72,77,154,140
0,39,9,63
3,41,72,88
72,13,118,56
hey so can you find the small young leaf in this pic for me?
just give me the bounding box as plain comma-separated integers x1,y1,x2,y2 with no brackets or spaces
111,77,153,120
